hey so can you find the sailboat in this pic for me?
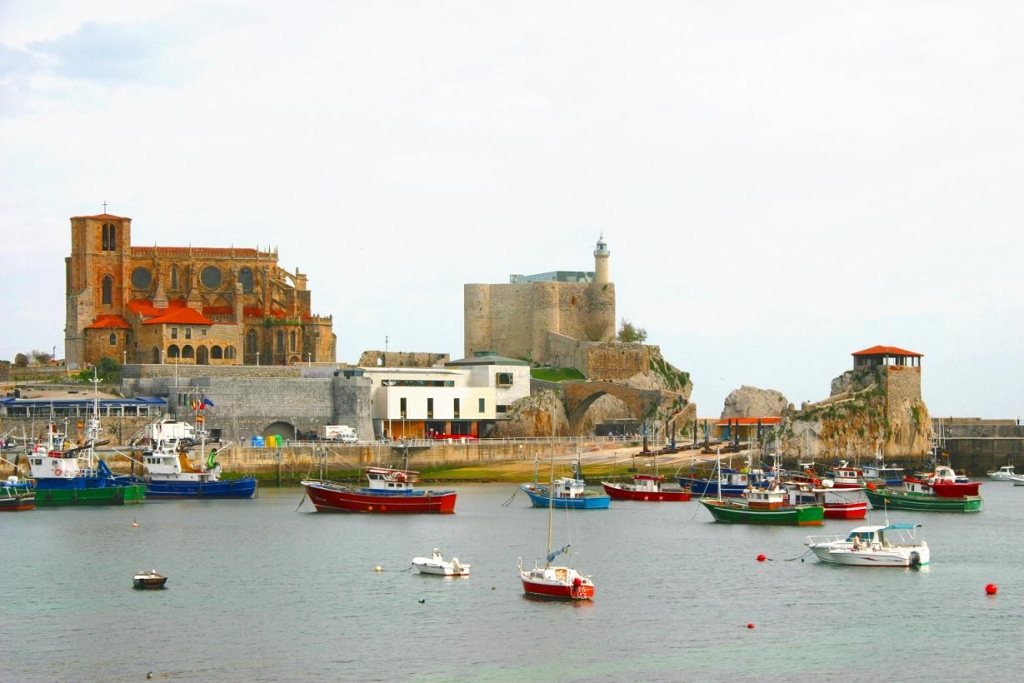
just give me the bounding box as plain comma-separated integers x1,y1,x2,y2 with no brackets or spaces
517,455,595,600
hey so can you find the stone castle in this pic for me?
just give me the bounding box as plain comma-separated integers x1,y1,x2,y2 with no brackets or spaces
464,235,616,365
64,212,335,369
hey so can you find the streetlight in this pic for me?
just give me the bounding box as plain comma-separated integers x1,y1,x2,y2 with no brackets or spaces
307,352,311,366
256,351,260,367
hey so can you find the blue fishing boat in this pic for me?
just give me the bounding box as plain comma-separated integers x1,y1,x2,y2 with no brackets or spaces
520,455,609,510
135,419,257,499
26,382,146,507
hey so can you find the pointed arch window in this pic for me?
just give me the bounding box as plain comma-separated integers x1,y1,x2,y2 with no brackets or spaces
246,329,258,353
102,223,117,251
102,276,113,305
171,265,179,290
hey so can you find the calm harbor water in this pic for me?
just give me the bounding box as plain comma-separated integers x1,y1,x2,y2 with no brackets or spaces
4,481,1024,682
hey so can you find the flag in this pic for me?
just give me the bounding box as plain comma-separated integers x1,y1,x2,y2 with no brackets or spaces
203,397,215,408
189,398,197,410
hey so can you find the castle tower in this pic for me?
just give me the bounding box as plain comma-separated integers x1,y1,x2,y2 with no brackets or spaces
594,233,610,284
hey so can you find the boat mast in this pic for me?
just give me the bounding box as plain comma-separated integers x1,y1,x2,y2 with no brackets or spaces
545,418,555,568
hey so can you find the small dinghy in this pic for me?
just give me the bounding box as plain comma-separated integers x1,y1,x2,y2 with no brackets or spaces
411,549,470,577
133,570,168,589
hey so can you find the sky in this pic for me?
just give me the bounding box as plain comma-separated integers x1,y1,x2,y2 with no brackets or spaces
1,1,1021,420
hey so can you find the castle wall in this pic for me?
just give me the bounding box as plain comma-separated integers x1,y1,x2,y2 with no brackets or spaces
464,281,616,364
545,334,651,381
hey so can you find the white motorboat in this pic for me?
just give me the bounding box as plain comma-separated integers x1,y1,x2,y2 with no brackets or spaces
805,523,929,568
411,549,470,577
988,465,1020,482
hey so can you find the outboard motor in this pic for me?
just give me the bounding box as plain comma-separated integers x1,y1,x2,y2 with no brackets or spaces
910,551,922,569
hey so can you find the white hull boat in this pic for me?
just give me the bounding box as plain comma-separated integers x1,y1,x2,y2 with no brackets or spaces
805,523,929,568
988,465,1019,481
412,549,470,576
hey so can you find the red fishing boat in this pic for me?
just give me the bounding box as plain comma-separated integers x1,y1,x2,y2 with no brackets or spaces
906,465,981,498
301,467,456,514
601,474,691,501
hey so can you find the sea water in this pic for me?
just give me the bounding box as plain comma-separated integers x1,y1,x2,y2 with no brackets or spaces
3,482,1022,682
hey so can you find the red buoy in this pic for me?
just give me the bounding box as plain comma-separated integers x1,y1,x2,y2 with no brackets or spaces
985,583,998,595
747,623,755,629
756,554,766,562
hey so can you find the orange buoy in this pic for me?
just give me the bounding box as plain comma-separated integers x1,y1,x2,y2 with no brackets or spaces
985,583,998,595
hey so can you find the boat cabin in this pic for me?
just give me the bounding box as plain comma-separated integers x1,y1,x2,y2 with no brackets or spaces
365,468,417,492
745,485,789,510
553,476,588,499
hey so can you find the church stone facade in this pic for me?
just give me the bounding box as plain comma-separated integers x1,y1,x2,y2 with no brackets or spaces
464,236,616,364
65,212,335,369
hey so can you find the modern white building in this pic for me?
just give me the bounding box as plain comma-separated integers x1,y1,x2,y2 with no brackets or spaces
362,353,530,440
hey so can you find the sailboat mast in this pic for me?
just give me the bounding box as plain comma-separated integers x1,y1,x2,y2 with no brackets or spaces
546,455,555,568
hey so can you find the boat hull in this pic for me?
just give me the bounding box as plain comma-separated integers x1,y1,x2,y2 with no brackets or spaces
133,577,168,589
809,545,929,567
34,484,146,507
601,482,691,501
1,487,36,511
699,499,824,525
521,577,594,600
302,480,456,513
824,501,869,520
142,477,258,499
412,563,470,577
522,486,610,509
865,488,982,512
676,478,748,497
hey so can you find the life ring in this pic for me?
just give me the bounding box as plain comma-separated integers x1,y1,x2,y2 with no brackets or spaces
55,468,62,476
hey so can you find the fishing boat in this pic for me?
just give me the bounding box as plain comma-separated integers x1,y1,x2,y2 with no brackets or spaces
677,450,776,497
521,456,610,509
135,419,257,499
26,383,146,507
132,570,168,589
987,465,1020,482
411,548,470,577
1,475,35,511
905,465,981,498
788,481,870,520
301,467,457,513
862,462,905,487
699,485,825,526
602,474,691,501
864,480,982,512
824,462,866,489
805,523,929,567
517,455,595,601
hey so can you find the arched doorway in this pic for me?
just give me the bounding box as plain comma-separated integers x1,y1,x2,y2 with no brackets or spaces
196,346,209,365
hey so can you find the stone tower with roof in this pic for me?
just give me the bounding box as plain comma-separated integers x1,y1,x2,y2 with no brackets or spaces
64,211,335,368
463,236,616,364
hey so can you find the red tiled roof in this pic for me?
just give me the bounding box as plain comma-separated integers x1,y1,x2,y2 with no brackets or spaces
144,307,215,325
84,314,131,330
72,213,128,220
128,298,188,317
715,417,782,426
852,345,922,357
127,298,214,325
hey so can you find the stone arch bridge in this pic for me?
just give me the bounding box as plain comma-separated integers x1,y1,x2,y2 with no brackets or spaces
560,381,692,435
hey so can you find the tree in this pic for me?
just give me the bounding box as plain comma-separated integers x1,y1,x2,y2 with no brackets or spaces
14,353,29,368
617,319,648,343
30,349,53,364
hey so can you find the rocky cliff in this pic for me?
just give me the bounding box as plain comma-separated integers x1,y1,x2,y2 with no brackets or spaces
721,385,789,418
492,346,694,438
777,367,932,460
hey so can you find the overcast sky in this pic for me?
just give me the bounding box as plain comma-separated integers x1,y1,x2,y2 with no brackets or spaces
1,1,1021,419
